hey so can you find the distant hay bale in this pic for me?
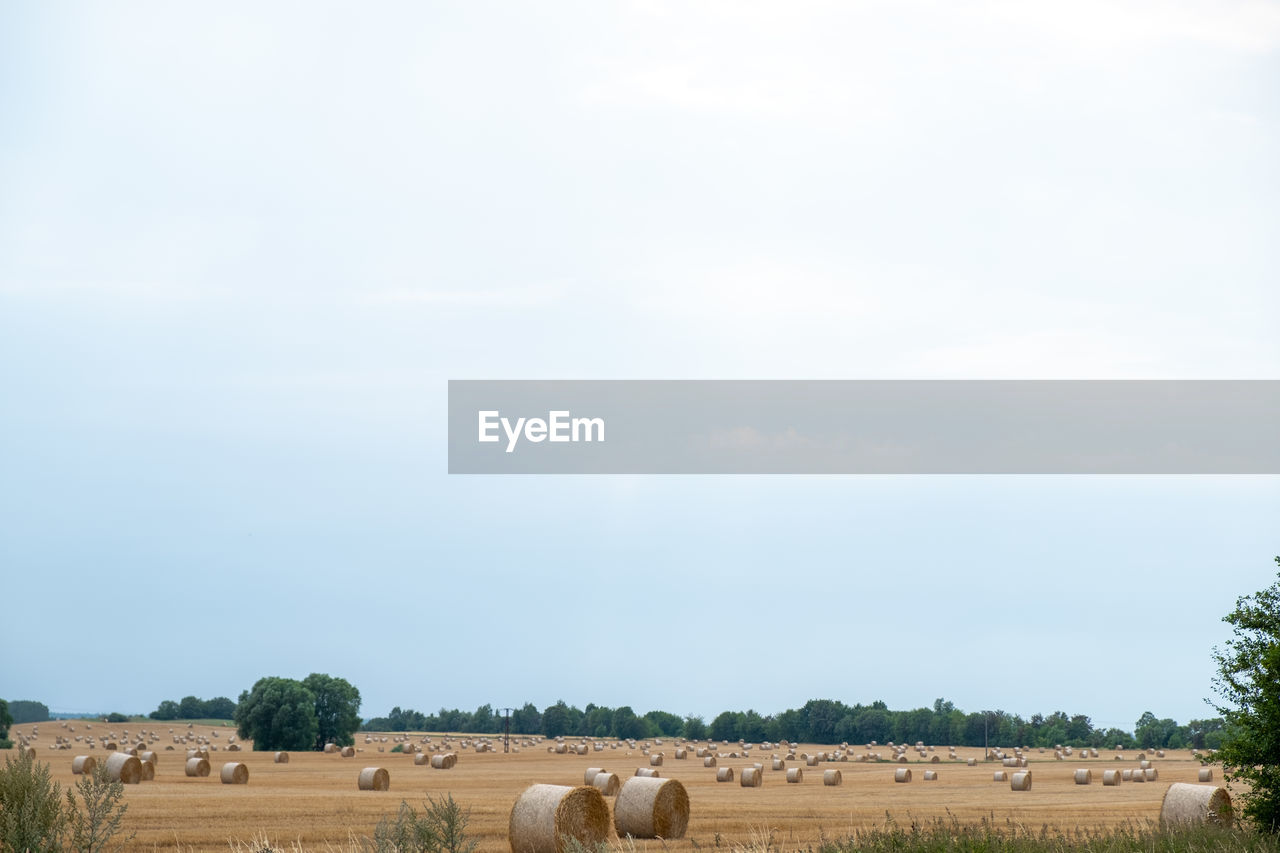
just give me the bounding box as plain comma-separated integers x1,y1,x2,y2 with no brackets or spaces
930,755,940,764
923,771,938,781
1074,769,1092,785
1131,770,1146,784
716,767,734,783
415,753,430,765
341,746,356,758
585,767,606,785
823,769,842,786
649,753,663,766
740,767,762,787
703,756,716,768
139,751,156,765
674,748,687,759
105,753,142,784
967,758,977,766
634,767,660,778
72,755,97,775
140,760,155,781
220,762,249,784
786,768,803,783
431,753,457,769
992,771,1007,782
1010,771,1032,791
1161,783,1232,828
772,758,785,771
1144,768,1158,781
613,776,689,839
592,772,621,796
894,768,911,783
324,743,339,754
1199,768,1213,782
185,757,210,777
275,752,289,764
508,784,610,853
1122,769,1134,781
1102,770,1122,786
357,767,390,791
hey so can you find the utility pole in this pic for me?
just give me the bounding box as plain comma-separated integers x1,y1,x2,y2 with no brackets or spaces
498,707,514,753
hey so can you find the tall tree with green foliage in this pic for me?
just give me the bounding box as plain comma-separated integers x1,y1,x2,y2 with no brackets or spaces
234,677,320,751
0,699,12,749
302,673,361,749
1211,556,1280,831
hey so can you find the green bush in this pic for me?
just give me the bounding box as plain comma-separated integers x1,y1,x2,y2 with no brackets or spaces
362,794,477,853
66,763,133,853
0,749,68,853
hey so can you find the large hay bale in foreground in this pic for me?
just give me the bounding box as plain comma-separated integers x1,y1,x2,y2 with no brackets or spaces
823,769,842,786
185,757,210,777
220,762,248,784
508,784,610,853
72,755,97,775
275,752,289,764
358,767,390,791
104,753,141,784
1161,783,1232,828
592,772,620,796
613,776,689,839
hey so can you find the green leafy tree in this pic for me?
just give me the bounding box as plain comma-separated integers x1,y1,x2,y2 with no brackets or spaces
204,696,236,719
541,702,570,738
178,695,204,719
0,698,12,748
149,700,180,721
1211,557,1280,831
0,748,68,853
235,677,320,751
302,673,362,749
709,711,739,742
682,715,706,740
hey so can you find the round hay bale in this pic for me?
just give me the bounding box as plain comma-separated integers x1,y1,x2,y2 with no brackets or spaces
220,762,249,784
431,754,452,769
1198,768,1213,782
613,776,689,839
894,768,911,783
72,755,97,775
715,767,734,783
1075,769,1092,785
341,746,356,758
786,767,803,783
823,769,842,786
592,772,621,796
324,743,339,754
1161,783,1232,828
649,753,663,767
140,760,155,781
634,767,660,778
1102,769,1122,786
185,757,210,777
772,758,785,771
274,752,289,764
1011,771,1032,791
967,758,977,766
414,753,430,765
139,750,156,765
930,755,940,764
674,748,687,760
923,770,938,781
740,767,762,787
1132,770,1147,784
1122,769,1134,781
358,767,390,791
105,753,142,784
703,756,716,768
1144,767,1158,781
508,784,610,853
992,771,1007,782
584,767,606,786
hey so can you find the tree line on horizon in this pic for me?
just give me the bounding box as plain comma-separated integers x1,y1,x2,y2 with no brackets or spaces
360,698,1229,751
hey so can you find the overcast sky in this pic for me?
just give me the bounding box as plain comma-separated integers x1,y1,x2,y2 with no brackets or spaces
2,1,1277,732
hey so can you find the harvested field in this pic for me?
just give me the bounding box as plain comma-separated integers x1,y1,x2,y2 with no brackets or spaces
2,725,1227,853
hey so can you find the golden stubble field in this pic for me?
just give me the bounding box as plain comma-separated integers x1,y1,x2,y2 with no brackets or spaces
5,722,1222,852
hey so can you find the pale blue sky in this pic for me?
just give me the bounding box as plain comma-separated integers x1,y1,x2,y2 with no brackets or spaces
1,1,1277,729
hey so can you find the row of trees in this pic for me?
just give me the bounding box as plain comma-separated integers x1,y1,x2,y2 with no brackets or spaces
148,696,236,721
364,697,1224,751
0,700,12,748
5,701,49,724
